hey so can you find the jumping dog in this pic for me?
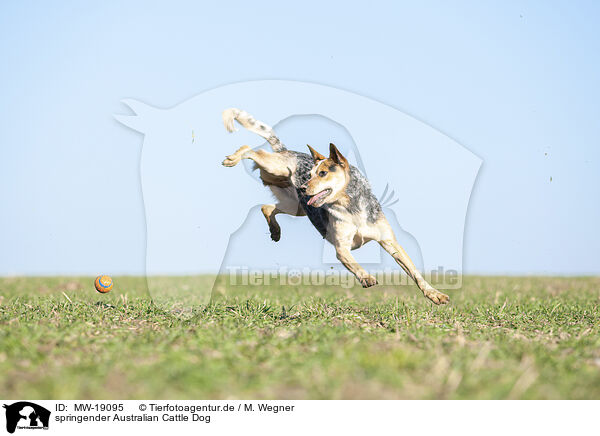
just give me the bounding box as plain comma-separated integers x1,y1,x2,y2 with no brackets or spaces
221,108,449,305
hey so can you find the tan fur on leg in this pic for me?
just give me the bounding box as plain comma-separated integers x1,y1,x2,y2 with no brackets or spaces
379,239,449,305
223,147,293,178
261,202,306,242
335,244,378,288
222,145,251,167
261,204,282,242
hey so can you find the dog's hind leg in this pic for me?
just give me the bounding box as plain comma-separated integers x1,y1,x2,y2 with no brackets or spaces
222,146,292,177
223,147,302,241
222,145,251,167
261,196,306,242
378,238,449,305
261,204,282,241
260,204,301,242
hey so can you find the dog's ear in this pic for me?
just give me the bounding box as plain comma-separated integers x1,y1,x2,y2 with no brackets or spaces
329,143,348,167
307,145,326,163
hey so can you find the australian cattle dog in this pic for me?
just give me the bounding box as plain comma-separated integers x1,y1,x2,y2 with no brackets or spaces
221,108,449,305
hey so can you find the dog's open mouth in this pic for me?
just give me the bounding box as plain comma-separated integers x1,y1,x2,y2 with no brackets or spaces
307,188,332,207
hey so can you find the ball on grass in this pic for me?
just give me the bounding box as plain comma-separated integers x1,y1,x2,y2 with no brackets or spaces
95,275,113,293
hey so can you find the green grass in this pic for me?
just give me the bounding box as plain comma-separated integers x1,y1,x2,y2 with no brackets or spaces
1,276,599,399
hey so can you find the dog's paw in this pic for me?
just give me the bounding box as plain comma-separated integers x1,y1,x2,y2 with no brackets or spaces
222,145,250,167
424,288,450,305
269,224,281,242
359,275,378,288
222,155,240,167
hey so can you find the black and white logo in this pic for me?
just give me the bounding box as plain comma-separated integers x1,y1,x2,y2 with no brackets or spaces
3,402,50,434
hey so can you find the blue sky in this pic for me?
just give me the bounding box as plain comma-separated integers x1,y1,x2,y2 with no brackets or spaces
0,1,599,275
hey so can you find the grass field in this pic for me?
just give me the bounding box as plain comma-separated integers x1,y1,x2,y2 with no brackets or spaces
1,276,599,399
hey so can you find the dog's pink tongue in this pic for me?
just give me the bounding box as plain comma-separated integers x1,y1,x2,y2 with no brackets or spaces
307,191,324,206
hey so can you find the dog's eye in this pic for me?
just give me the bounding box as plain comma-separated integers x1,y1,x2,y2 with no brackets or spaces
318,171,327,177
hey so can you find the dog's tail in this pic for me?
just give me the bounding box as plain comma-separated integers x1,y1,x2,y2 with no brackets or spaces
222,108,286,152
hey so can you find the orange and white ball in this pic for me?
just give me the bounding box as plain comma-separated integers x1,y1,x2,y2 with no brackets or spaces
94,275,113,293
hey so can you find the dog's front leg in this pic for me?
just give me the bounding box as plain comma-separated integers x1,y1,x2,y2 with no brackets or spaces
335,244,378,288
379,239,449,305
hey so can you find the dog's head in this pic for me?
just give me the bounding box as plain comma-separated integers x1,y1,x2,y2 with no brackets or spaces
303,143,350,207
